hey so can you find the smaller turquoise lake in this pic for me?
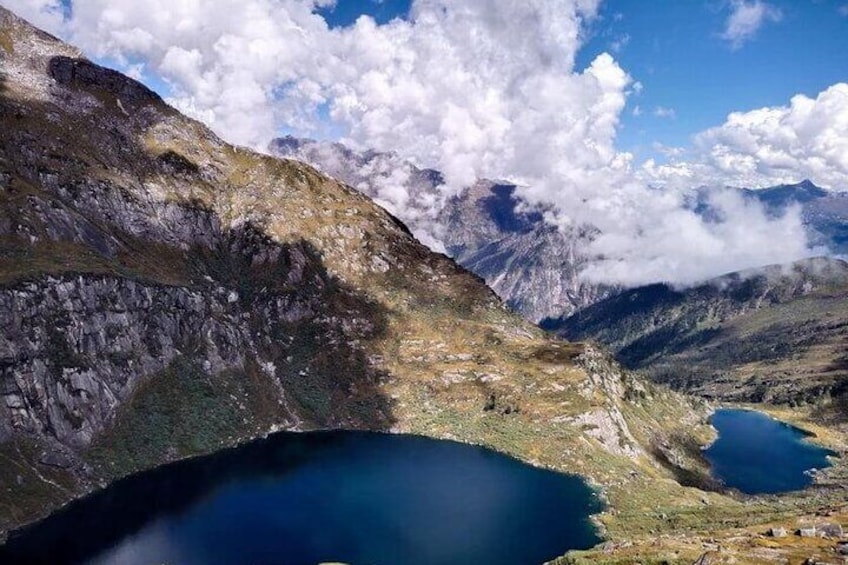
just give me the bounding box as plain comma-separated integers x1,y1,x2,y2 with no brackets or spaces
704,409,836,495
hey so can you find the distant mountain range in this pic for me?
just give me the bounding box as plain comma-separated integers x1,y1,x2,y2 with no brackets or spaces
272,137,848,322
544,256,848,415
745,180,848,254
693,179,848,254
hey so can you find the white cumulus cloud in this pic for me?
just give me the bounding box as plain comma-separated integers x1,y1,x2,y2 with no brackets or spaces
581,187,814,286
1,0,64,32
720,0,782,49
649,83,848,190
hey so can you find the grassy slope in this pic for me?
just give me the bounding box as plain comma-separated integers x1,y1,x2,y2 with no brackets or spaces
87,358,285,481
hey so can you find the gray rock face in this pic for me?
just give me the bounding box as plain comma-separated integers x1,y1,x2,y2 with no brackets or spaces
0,192,368,449
269,136,613,322
0,176,396,452
0,38,395,455
0,56,336,451
0,275,247,447
48,56,161,104
440,181,615,322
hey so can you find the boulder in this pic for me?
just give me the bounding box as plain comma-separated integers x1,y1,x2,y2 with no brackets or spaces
798,527,817,537
818,523,843,538
769,527,787,538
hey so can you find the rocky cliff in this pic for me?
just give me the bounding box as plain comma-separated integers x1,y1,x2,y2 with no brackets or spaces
0,6,718,547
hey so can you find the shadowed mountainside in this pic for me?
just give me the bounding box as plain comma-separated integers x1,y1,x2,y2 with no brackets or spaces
546,257,848,413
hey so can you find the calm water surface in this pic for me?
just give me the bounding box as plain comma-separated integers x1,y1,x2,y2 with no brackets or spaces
704,409,835,494
2,431,602,565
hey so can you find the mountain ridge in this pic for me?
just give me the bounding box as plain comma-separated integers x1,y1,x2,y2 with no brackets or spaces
546,256,848,411
269,135,616,322
271,137,848,324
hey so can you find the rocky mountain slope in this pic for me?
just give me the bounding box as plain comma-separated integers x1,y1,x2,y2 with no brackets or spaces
546,257,848,411
0,8,730,558
269,136,615,322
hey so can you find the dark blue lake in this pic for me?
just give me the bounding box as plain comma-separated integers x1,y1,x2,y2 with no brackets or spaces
704,409,836,495
2,431,603,565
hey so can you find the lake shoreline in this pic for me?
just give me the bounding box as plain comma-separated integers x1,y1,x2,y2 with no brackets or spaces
2,430,605,565
703,408,836,495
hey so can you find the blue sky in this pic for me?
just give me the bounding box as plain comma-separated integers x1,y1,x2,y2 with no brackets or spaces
577,0,848,160
317,0,411,28
317,0,848,162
